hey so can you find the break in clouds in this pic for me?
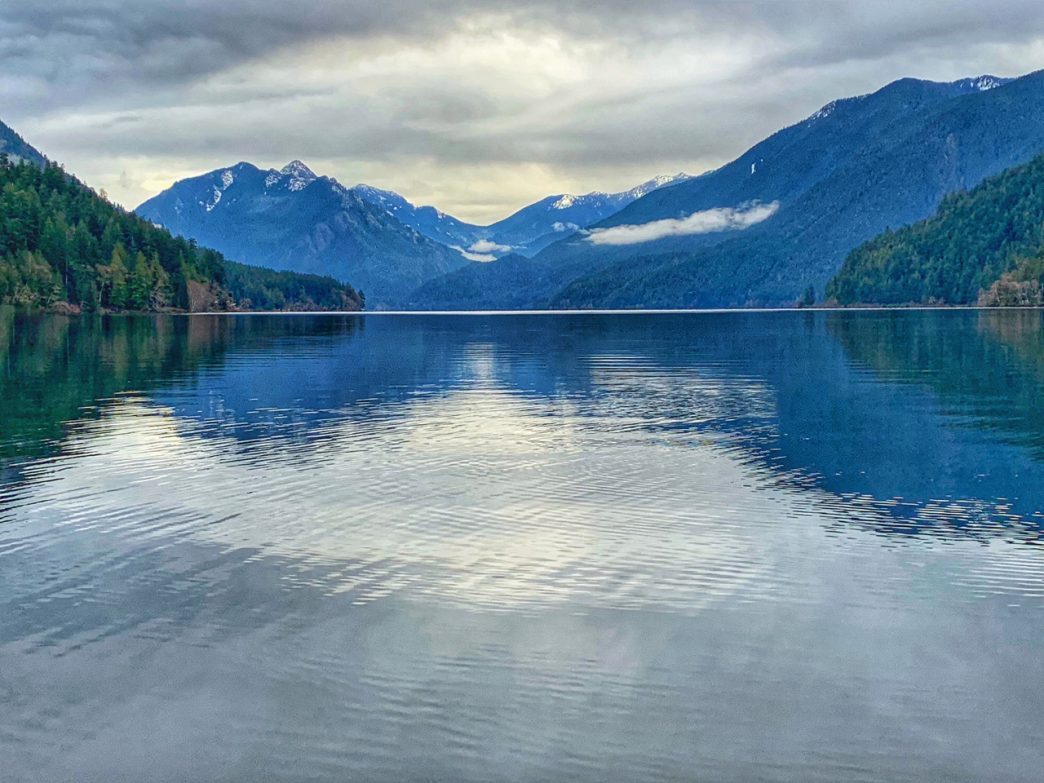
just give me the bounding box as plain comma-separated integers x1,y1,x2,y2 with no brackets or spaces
3,1,1044,221
585,202,781,246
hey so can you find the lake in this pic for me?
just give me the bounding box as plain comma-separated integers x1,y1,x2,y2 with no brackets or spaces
2,307,1043,782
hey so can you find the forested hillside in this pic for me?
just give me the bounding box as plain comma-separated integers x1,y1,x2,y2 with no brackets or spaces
0,156,362,312
827,154,1044,306
223,261,365,311
413,71,1044,310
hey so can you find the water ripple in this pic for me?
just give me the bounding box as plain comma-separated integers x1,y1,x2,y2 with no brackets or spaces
2,310,1044,782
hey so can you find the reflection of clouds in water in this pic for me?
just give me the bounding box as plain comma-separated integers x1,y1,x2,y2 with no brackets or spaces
462,342,498,382
586,355,777,432
9,393,791,614
9,355,1044,621
7,326,1044,783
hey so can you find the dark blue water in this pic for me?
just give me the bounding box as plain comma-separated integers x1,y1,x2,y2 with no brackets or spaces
1,308,1043,782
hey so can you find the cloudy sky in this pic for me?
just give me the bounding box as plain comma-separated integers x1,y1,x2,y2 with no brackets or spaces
3,1,1044,223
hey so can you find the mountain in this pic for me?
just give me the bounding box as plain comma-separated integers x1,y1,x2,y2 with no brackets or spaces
354,173,691,260
412,72,1044,310
0,119,46,166
350,185,483,252
472,174,693,258
0,137,361,313
827,152,1044,306
581,75,1011,233
137,161,468,307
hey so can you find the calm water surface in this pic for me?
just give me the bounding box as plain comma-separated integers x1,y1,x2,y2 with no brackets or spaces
2,308,1043,782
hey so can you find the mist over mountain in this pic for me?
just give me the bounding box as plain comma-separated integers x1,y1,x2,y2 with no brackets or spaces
412,72,1044,310
138,159,690,305
439,173,692,259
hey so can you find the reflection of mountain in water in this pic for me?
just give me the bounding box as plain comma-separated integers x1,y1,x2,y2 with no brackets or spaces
154,312,1044,538
153,313,1044,538
5,309,1044,540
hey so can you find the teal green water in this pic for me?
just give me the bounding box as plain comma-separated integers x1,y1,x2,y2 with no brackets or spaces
1,308,1043,781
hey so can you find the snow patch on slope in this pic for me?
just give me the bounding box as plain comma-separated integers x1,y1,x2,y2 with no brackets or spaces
281,160,318,192
621,173,690,200
203,186,222,212
971,76,1003,91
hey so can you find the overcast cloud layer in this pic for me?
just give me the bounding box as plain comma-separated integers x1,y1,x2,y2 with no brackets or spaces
3,1,1044,222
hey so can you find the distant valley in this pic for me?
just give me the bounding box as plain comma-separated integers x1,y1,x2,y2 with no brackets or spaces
414,72,1044,310
137,163,689,308
354,173,690,261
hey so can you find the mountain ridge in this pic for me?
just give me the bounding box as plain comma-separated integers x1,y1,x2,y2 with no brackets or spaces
410,71,1043,310
0,119,47,166
136,161,468,308
138,158,692,304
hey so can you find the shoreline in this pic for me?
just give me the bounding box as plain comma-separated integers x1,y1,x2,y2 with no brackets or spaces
189,304,1044,316
11,303,1044,317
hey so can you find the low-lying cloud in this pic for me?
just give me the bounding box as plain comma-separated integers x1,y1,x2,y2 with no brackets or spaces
452,245,496,262
469,239,513,254
452,238,515,261
585,201,780,245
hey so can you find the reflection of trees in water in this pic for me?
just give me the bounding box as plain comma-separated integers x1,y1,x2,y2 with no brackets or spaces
978,309,1044,375
827,310,1044,460
0,309,364,467
5,309,1044,543
2,310,205,465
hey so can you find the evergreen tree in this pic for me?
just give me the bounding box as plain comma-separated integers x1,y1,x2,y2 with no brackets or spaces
128,250,152,310
107,242,130,309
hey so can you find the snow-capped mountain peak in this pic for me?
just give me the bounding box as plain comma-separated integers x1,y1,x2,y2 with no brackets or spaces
547,174,690,213
948,75,1011,93
972,76,1003,91
804,74,1013,128
621,173,690,200
351,184,411,213
281,160,317,180
279,160,319,191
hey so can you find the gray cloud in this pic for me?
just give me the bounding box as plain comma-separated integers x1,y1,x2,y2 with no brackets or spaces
3,2,1044,221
